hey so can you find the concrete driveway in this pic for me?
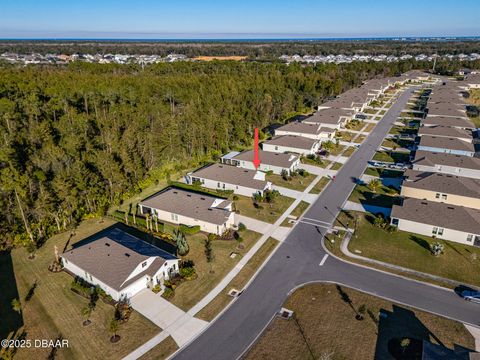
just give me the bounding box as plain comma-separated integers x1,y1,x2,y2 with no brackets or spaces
130,289,208,346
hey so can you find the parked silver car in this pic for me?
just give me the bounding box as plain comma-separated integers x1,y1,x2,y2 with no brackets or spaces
461,290,480,304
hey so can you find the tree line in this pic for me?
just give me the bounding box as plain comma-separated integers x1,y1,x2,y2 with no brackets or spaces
0,59,474,250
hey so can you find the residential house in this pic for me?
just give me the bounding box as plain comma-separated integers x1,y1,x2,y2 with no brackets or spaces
262,135,320,155
390,198,480,246
411,150,480,179
303,108,354,130
416,136,476,157
185,163,271,197
274,121,336,141
139,187,235,235
417,126,473,143
426,102,467,118
422,116,475,130
62,227,179,301
227,150,300,175
401,169,480,210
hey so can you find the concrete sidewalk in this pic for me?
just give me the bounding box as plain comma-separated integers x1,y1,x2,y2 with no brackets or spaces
342,200,392,217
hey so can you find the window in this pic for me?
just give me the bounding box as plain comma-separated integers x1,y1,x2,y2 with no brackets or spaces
171,213,178,222
275,146,278,150
142,261,147,268
391,218,399,226
432,227,444,236
435,193,441,199
217,182,221,188
441,194,447,200
467,234,473,242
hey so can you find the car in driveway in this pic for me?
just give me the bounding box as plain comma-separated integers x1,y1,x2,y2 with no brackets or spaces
461,290,480,303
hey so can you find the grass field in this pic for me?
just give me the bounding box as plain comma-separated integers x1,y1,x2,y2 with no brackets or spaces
381,138,413,150
193,56,248,61
363,123,376,132
330,162,343,171
467,88,480,127
300,157,331,168
266,173,315,192
327,144,345,156
348,183,400,208
364,167,404,178
309,177,330,194
345,120,365,131
170,229,261,311
0,218,160,360
281,201,310,227
138,336,178,360
346,212,480,286
353,134,366,143
335,131,354,142
234,195,294,224
196,238,279,322
245,283,474,360
342,146,355,157
373,151,410,163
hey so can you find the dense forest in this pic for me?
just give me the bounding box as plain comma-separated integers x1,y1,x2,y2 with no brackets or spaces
1,39,480,58
0,59,473,250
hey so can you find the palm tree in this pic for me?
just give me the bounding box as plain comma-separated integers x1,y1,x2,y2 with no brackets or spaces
368,178,382,193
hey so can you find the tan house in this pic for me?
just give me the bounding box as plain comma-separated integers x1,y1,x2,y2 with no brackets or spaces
401,170,480,210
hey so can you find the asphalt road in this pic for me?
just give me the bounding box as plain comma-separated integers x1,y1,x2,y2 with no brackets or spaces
174,88,480,360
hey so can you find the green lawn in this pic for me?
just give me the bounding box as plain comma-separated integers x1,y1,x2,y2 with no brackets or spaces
234,195,294,224
348,184,400,208
281,201,310,227
364,167,404,178
375,116,382,120
373,151,410,163
138,336,178,360
353,135,366,143
196,237,279,322
389,125,418,136
301,157,330,168
347,212,480,286
345,120,365,131
335,131,354,142
170,229,261,311
342,146,355,157
327,144,346,156
363,123,376,132
266,173,315,192
330,162,343,170
381,138,413,150
1,218,161,360
379,109,387,115
309,177,330,194
363,108,377,114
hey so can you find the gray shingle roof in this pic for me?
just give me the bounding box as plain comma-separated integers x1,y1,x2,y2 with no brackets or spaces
418,135,475,153
304,108,353,125
275,121,335,135
233,150,298,168
417,126,472,140
402,169,480,199
412,150,480,170
391,198,480,234
190,163,268,190
422,116,475,129
62,228,177,291
140,187,232,225
263,135,318,150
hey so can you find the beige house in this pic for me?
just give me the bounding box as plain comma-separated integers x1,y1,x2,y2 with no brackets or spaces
139,187,235,235
391,198,480,246
401,170,480,210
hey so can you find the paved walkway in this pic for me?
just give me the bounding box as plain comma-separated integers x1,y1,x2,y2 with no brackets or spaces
360,174,403,189
129,290,208,347
271,185,318,203
298,163,337,177
234,214,273,235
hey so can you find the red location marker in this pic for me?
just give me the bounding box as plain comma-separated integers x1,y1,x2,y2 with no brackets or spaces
253,128,261,169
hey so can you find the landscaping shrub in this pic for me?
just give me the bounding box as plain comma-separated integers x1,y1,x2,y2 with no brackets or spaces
152,285,161,293
179,224,201,235
238,222,247,231
179,267,196,280
162,287,174,299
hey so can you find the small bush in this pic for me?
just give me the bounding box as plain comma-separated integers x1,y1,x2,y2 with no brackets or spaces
238,222,247,231
162,287,174,299
179,224,201,235
179,267,196,280
152,285,161,293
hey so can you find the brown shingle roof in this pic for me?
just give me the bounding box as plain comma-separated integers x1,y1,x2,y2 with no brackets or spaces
391,198,480,234
140,187,233,225
402,169,480,199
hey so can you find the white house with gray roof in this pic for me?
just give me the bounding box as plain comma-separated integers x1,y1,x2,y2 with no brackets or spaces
227,149,300,175
185,163,271,197
390,198,480,246
62,227,179,301
412,151,480,179
139,187,234,235
262,135,320,155
274,121,336,141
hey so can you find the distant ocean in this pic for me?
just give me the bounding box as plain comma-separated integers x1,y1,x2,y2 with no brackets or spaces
1,36,479,42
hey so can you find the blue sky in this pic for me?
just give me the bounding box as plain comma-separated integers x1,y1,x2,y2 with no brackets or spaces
1,0,479,39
